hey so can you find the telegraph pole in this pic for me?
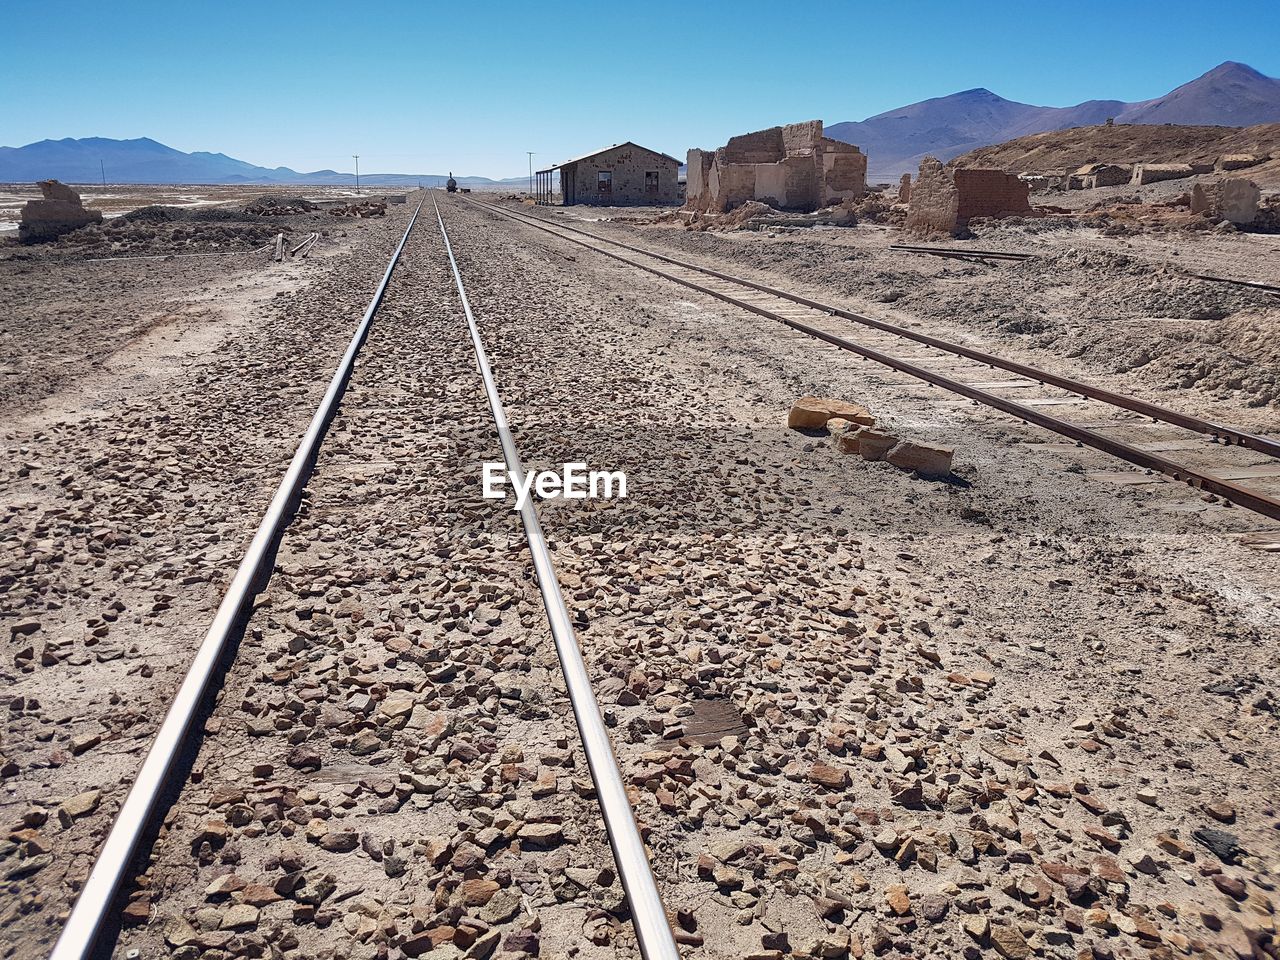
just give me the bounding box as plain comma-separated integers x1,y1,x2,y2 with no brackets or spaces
353,154,361,195
527,152,535,196
100,159,106,187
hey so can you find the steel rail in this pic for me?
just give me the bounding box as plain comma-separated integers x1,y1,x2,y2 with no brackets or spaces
84,242,275,263
470,198,1280,461
49,198,426,960
1192,272,1280,296
467,198,1280,522
431,194,681,960
889,243,1033,262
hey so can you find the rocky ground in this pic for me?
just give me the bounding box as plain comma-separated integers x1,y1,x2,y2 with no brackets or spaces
0,208,410,955
2,195,1278,960
557,202,1280,412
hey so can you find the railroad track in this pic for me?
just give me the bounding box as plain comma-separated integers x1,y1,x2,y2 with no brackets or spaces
888,243,1031,264
49,193,682,960
891,243,1280,299
468,197,1280,522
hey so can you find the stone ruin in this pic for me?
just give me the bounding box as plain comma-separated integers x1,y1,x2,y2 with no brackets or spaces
1131,163,1198,186
1069,163,1131,189
1190,178,1261,225
685,121,866,214
19,180,103,243
904,157,1035,237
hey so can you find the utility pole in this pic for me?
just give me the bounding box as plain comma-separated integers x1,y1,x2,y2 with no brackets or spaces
99,159,106,186
527,152,535,197
353,154,360,195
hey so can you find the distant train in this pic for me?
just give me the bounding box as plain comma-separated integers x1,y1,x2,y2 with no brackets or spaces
446,172,457,194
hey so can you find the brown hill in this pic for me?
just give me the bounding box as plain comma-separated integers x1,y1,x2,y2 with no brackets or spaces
950,122,1280,185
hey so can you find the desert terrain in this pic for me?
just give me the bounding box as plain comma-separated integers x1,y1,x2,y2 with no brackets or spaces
1,158,1277,960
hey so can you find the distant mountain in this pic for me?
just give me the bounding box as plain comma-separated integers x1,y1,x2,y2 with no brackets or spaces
827,61,1280,177
1117,61,1280,126
0,136,524,187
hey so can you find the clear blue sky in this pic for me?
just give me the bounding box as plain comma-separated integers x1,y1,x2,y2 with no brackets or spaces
3,0,1277,179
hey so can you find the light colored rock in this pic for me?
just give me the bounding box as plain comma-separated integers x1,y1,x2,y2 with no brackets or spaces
885,441,953,478
851,427,898,461
787,397,874,430
1190,178,1260,225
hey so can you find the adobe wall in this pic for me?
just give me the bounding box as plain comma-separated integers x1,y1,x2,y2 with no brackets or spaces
906,160,1033,235
953,169,1032,221
904,157,960,236
1092,164,1131,187
722,127,785,164
782,120,823,156
818,140,867,205
686,149,713,209
1132,163,1194,185
706,152,758,212
753,156,821,211
19,180,103,243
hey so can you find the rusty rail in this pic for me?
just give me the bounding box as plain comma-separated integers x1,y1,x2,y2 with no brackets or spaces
467,197,1280,522
889,243,1033,262
1192,273,1280,296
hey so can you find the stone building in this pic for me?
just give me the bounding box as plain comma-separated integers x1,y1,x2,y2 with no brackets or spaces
1068,163,1131,189
534,142,680,206
685,120,866,214
905,157,1034,236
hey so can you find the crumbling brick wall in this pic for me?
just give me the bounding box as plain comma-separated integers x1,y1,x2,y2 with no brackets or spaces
685,120,866,214
818,140,867,205
722,127,786,164
905,158,1032,236
953,169,1032,222
782,120,823,156
19,180,103,243
904,158,960,235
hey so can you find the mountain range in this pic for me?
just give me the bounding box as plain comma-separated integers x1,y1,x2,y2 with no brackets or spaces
2,62,1278,185
827,61,1280,177
0,136,523,187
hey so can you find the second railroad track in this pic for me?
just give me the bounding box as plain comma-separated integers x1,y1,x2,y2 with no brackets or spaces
468,197,1280,522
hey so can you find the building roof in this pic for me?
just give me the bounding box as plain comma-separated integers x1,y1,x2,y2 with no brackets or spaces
536,141,680,174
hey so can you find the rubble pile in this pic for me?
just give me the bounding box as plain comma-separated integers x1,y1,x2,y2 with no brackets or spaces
789,397,955,478
18,180,103,243
51,213,283,254
243,196,317,216
329,200,387,218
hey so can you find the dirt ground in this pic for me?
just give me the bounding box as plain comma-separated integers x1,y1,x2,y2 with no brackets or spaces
0,184,409,235
1,194,1278,960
